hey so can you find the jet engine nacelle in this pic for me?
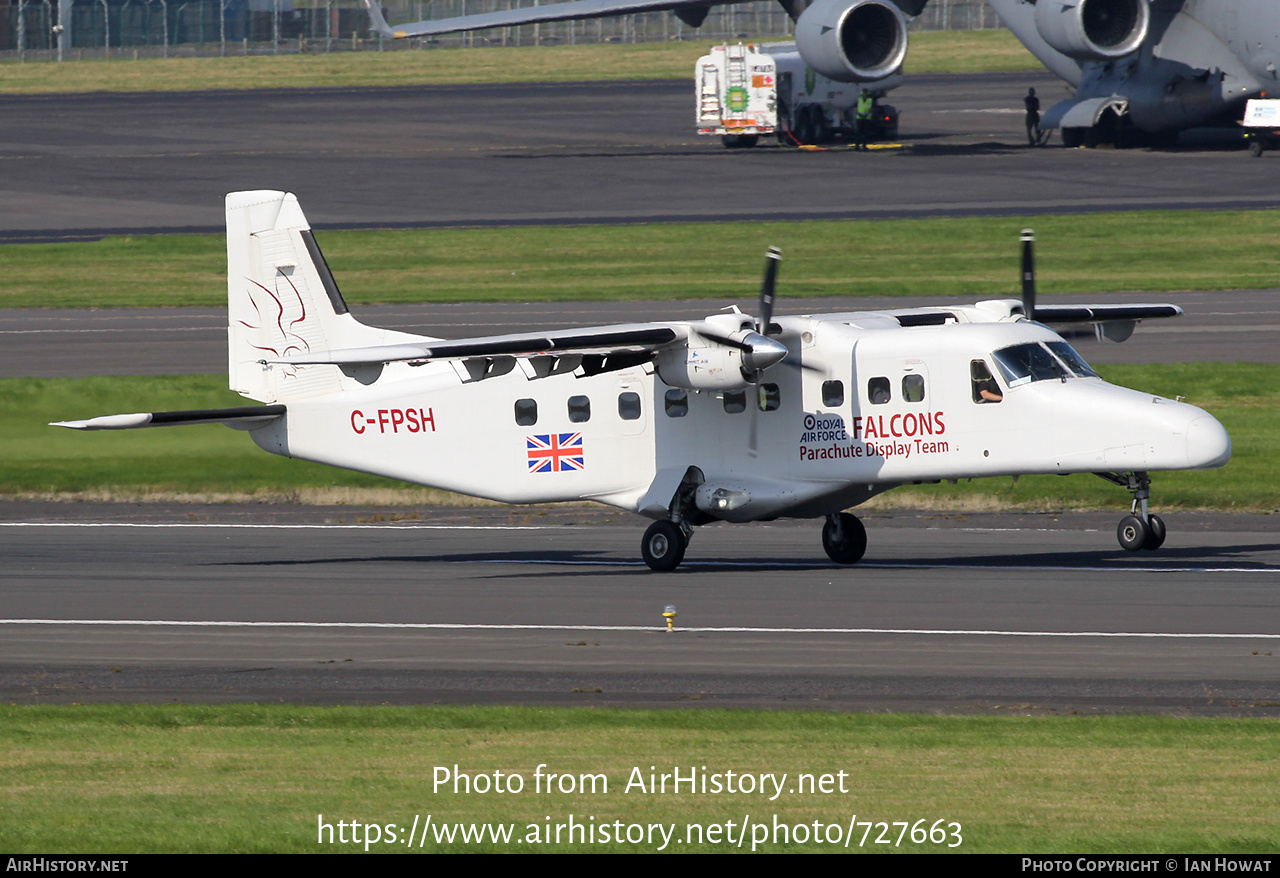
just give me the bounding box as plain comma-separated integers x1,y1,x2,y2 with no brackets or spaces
794,0,909,83
1033,0,1149,62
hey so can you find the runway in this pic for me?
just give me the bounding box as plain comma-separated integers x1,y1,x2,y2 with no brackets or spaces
3,72,1276,712
2,505,1278,713
1,72,1276,239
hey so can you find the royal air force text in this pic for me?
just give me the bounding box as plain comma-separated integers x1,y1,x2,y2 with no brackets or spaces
800,412,948,462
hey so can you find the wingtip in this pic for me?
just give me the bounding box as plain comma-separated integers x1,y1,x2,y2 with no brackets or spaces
49,413,153,431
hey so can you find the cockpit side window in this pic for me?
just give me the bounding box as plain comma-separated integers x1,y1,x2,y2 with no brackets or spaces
971,360,1002,403
992,342,1071,387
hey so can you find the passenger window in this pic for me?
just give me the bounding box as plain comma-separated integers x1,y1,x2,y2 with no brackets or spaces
971,360,1003,404
515,398,538,426
822,380,844,407
902,373,925,403
868,377,891,405
618,392,641,421
758,383,781,412
568,395,591,423
723,391,746,414
664,389,688,417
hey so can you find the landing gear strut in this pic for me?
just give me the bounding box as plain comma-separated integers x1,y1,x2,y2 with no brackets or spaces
822,512,867,564
1099,471,1166,552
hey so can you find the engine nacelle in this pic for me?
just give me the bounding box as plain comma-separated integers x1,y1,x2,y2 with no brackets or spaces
794,0,908,84
653,330,788,391
1034,0,1149,62
654,343,752,390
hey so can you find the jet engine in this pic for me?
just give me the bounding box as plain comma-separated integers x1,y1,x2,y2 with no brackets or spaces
794,0,909,83
1033,0,1149,62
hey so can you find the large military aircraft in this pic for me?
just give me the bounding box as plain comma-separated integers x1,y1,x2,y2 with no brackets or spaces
53,191,1230,571
364,0,1276,145
989,0,1277,146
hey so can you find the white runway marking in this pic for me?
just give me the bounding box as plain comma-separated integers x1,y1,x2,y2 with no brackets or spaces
1,619,1278,639
0,522,549,531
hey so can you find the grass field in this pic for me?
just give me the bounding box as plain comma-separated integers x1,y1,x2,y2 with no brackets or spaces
7,210,1280,309
2,705,1278,853
8,363,1276,510
0,30,1038,95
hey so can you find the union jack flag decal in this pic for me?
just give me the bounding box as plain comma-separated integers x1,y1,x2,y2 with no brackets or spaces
527,433,585,473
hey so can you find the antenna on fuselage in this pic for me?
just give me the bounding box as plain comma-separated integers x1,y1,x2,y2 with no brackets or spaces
1020,228,1036,321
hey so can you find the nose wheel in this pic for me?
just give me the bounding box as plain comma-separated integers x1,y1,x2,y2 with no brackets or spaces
1117,512,1165,551
1100,471,1167,552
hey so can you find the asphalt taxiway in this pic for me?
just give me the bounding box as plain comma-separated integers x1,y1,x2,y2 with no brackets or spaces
1,72,1276,239
2,504,1278,713
3,289,1278,378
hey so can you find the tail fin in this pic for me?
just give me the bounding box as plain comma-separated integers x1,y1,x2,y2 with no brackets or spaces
226,190,385,403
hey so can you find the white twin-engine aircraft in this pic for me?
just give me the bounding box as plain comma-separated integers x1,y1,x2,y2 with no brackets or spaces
55,191,1231,571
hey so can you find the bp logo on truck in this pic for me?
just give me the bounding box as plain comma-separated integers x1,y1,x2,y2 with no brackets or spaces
725,86,750,113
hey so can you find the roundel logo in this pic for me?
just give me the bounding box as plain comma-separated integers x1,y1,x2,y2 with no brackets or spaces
803,414,816,430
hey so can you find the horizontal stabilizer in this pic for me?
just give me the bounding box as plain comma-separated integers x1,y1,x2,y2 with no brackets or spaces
270,326,680,366
363,0,721,38
52,405,286,432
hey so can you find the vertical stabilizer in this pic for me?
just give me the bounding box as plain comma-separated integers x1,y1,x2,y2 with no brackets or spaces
226,191,353,403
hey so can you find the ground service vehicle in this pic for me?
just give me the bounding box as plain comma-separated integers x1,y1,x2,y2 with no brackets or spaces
696,43,901,148
1243,99,1280,157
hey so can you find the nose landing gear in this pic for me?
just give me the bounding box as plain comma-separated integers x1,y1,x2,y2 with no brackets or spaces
1099,471,1167,551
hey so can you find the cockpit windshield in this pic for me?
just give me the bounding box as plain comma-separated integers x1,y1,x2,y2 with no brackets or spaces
1045,342,1100,379
991,341,1099,388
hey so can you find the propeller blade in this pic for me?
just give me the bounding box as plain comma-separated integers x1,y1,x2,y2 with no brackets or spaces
758,246,781,335
1020,228,1036,321
748,374,761,457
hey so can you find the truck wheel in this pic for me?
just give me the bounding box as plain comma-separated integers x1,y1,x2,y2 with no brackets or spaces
1250,140,1264,157
793,107,814,145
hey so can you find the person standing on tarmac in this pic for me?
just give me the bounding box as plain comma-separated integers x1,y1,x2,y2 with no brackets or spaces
855,89,874,151
1024,87,1041,146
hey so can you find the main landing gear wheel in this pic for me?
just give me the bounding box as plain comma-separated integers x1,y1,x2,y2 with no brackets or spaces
641,521,687,572
822,512,867,564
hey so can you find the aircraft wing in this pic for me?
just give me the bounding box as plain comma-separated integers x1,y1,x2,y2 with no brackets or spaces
363,0,728,39
1031,303,1182,343
270,324,682,366
1031,304,1183,323
52,405,287,431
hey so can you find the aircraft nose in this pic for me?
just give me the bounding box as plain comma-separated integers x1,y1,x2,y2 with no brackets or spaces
1186,415,1231,469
